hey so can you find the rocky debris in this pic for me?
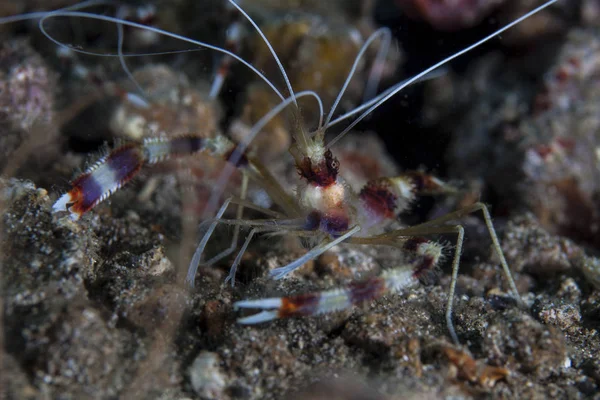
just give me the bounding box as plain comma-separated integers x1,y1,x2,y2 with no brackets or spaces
521,28,600,247
393,0,571,42
0,39,59,174
394,0,507,31
189,352,227,398
483,309,569,380
579,255,600,290
0,39,56,132
1,178,131,398
437,27,600,248
501,212,600,294
110,65,219,141
581,0,600,27
1,179,184,398
501,213,585,274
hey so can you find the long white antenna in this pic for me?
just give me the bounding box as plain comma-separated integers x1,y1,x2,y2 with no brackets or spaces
226,0,297,107
327,68,447,129
34,10,286,102
203,90,323,218
324,27,391,130
327,0,558,147
115,6,148,102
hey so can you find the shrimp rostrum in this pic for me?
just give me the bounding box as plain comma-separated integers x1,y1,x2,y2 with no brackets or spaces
48,0,558,344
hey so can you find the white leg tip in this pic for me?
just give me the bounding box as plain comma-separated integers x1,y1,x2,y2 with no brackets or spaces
237,310,279,324
184,277,196,288
52,193,71,212
52,193,80,221
233,298,282,311
269,268,290,280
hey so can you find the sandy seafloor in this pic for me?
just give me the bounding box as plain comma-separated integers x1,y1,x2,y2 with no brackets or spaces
1,0,600,399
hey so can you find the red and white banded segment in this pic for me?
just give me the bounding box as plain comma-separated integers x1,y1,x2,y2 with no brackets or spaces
52,134,243,220
235,237,442,323
52,144,145,220
358,172,456,229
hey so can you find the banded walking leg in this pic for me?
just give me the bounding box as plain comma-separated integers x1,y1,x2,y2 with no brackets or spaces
235,251,441,324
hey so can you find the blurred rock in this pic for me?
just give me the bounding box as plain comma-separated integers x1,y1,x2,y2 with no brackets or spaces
0,39,58,173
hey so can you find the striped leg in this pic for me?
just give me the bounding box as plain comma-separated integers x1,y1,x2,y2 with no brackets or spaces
52,143,146,220
235,252,441,324
357,171,457,230
242,205,510,345
259,172,455,290
52,134,248,220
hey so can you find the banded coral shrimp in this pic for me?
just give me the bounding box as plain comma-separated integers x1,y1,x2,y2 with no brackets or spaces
0,0,579,398
2,0,558,344
182,0,563,346
0,2,399,395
